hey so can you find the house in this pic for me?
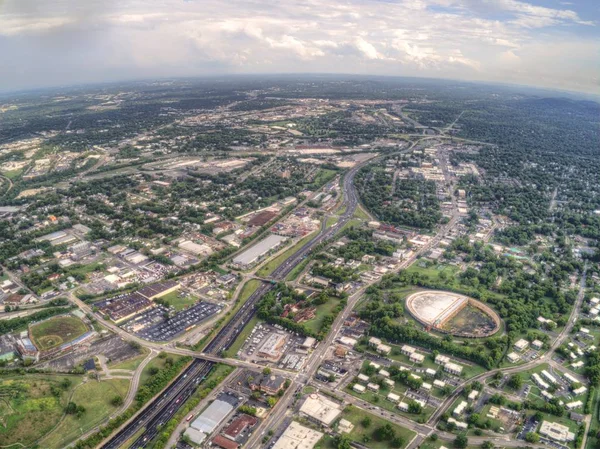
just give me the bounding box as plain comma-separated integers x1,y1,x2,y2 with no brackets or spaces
444,362,463,375
377,344,391,356
433,379,446,389
410,352,425,364
353,384,366,394
506,352,521,363
379,369,390,378
435,354,450,365
401,345,416,356
387,393,400,402
468,390,479,402
453,401,467,417
514,339,529,351
531,340,544,350
357,374,369,383
368,337,382,348
367,383,380,392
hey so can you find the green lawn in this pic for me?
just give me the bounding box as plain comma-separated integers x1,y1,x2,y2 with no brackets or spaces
326,216,338,228
338,406,416,449
158,290,199,311
140,353,186,386
257,231,318,277
41,378,131,449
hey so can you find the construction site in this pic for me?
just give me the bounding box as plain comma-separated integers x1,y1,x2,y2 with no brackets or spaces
405,290,500,338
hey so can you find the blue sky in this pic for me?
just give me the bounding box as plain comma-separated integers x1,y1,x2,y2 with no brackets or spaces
0,0,598,93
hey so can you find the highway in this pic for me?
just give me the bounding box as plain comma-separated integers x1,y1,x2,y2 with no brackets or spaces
99,155,371,448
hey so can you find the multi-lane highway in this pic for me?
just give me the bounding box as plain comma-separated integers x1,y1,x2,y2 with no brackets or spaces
100,155,371,448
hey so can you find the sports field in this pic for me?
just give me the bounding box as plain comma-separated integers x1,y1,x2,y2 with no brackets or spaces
29,315,89,351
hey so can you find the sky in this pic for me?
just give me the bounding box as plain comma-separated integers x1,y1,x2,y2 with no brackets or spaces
1,0,598,94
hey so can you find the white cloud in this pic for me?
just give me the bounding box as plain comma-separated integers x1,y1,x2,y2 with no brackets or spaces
0,0,597,94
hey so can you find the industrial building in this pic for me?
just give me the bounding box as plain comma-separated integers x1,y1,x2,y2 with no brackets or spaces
272,421,323,449
178,240,213,257
189,393,238,437
137,280,180,300
232,234,287,269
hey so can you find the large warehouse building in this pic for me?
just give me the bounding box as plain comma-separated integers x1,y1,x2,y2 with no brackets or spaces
232,234,287,269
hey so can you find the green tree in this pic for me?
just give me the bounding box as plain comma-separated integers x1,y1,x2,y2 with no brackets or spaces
454,435,468,449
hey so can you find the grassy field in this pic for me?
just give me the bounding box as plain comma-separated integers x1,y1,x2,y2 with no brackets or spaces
158,290,199,311
326,216,338,228
257,231,318,277
140,353,186,386
30,315,89,351
353,206,370,220
310,169,337,189
334,406,416,449
304,298,341,334
228,315,260,357
41,378,131,449
0,375,83,448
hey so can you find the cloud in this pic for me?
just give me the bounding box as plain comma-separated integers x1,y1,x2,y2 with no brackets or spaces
0,0,597,94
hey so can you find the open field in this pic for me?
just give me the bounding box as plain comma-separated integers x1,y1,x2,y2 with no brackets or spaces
30,315,89,351
41,378,131,449
158,290,199,311
323,406,417,449
304,298,341,334
0,375,83,448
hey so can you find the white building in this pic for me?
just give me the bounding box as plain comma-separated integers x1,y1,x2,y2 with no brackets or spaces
514,339,529,351
539,421,575,443
353,384,366,394
444,362,463,375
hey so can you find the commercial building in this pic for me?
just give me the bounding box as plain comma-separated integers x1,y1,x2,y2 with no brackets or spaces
213,435,239,449
248,374,286,396
272,421,323,449
539,421,575,443
258,333,287,361
299,394,342,427
232,234,287,269
222,414,258,441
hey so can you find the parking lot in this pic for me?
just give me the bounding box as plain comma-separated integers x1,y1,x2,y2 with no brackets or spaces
131,302,222,342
